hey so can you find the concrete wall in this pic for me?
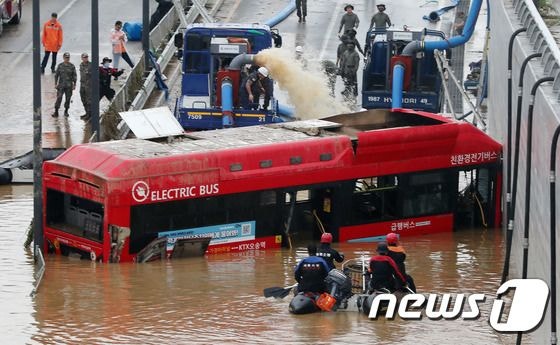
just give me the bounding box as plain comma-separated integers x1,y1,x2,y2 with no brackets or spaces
488,0,560,342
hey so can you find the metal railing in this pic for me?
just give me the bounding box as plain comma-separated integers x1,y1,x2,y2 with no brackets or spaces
101,0,214,140
30,244,45,296
512,0,560,94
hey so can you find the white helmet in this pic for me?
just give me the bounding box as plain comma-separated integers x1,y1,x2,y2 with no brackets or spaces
295,45,303,53
258,66,269,77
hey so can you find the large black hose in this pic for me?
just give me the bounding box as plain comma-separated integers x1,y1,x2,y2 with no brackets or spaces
516,76,554,345
549,125,560,345
503,52,541,285
501,27,526,285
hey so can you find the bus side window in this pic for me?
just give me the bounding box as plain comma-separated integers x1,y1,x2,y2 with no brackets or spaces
402,172,450,217
351,175,398,223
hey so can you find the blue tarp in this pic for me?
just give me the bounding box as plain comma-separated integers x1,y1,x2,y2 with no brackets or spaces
123,22,143,41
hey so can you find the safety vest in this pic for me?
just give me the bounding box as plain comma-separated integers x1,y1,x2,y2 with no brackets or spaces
110,29,127,53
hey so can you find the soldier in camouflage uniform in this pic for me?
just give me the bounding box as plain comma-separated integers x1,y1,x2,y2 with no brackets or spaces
53,52,77,117
339,42,360,99
79,52,92,120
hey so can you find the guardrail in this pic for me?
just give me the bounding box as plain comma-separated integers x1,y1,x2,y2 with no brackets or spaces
101,0,216,140
30,244,45,296
512,0,560,93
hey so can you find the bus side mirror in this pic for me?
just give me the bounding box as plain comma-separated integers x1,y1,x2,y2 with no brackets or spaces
271,31,282,48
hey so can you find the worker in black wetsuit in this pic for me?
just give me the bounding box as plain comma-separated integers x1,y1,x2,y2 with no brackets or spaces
386,232,416,292
316,232,345,271
368,242,407,292
239,67,273,110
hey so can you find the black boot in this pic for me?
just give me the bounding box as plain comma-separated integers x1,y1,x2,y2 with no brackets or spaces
303,16,306,23
64,109,69,117
52,109,59,117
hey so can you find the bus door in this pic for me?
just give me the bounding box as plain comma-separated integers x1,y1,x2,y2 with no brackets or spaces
455,166,499,229
280,186,338,246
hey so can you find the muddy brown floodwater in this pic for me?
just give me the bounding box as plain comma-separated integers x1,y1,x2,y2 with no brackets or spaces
0,185,516,344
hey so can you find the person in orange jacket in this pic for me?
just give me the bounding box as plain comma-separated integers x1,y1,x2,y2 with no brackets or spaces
41,12,64,74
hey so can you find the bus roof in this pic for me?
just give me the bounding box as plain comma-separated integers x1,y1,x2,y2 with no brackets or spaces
45,109,501,182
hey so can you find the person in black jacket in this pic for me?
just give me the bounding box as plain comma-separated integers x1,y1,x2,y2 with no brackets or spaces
239,67,272,110
294,244,331,293
150,0,174,31
98,57,124,102
316,232,345,271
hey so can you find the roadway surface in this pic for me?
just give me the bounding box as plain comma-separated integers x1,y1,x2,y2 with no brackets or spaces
0,0,150,161
0,0,454,162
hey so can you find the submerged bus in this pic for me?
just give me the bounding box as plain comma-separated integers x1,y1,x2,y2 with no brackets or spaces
42,108,502,262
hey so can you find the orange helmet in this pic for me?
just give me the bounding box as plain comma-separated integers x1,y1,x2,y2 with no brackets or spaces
386,232,398,245
321,232,333,243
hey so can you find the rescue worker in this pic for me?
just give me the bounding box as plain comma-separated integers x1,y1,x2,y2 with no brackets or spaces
386,232,417,292
368,4,392,32
336,34,350,69
366,4,392,53
99,57,124,101
339,42,360,98
53,52,77,118
344,29,365,56
338,4,359,36
294,244,330,294
316,232,345,271
368,242,407,293
79,53,92,120
41,12,63,74
239,66,273,110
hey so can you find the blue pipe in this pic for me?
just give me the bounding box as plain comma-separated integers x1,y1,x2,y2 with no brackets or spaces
391,63,405,109
423,0,482,51
221,78,234,127
423,0,460,23
402,0,482,56
265,0,296,28
393,0,483,108
277,103,295,118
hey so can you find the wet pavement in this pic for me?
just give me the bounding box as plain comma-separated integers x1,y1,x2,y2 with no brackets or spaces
0,0,147,161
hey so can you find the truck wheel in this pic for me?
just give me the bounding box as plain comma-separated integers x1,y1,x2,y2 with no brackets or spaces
9,2,22,24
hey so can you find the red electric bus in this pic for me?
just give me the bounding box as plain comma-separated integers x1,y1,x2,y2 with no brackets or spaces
42,108,502,263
